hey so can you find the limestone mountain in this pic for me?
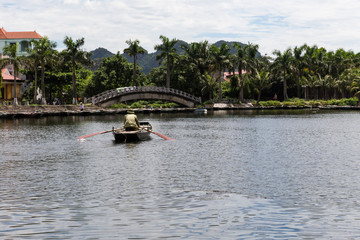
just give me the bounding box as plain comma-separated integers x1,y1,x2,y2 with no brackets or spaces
90,40,259,74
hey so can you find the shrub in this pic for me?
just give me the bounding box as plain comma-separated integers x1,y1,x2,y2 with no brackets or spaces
326,99,338,105
130,102,144,108
108,103,129,108
164,102,179,108
308,100,323,106
322,98,358,106
151,103,162,108
342,97,359,106
259,100,282,107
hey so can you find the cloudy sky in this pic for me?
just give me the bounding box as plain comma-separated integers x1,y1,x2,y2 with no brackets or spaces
1,0,360,56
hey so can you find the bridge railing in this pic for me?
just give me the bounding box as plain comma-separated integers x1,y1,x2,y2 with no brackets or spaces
84,86,201,105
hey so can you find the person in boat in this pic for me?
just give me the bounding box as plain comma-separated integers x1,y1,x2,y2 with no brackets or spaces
124,110,140,131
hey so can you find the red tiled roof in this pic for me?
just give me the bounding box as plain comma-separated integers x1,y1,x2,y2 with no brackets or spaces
0,28,7,39
0,27,42,40
223,70,247,81
1,68,20,80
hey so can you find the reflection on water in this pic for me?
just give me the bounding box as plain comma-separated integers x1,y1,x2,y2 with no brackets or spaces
1,110,360,239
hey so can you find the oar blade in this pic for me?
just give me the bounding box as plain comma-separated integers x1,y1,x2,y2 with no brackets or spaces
77,130,112,140
150,130,173,140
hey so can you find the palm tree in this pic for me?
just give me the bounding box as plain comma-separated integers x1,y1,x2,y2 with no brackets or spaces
244,43,260,100
63,36,92,105
154,35,179,88
251,69,273,104
347,68,360,97
31,36,57,105
124,39,146,86
181,41,211,75
201,72,218,100
246,43,260,71
209,43,230,100
271,48,293,100
292,45,306,98
0,43,21,105
26,42,41,103
234,43,247,101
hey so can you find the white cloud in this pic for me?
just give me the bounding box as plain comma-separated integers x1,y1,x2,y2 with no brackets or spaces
1,0,360,55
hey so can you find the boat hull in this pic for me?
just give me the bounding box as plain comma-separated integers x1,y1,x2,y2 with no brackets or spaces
113,130,151,142
112,122,152,142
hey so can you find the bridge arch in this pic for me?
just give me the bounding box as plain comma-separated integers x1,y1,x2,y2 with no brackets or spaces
84,86,201,108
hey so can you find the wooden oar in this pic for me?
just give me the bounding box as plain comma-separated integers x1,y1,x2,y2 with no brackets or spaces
77,130,112,140
150,130,173,140
142,128,173,140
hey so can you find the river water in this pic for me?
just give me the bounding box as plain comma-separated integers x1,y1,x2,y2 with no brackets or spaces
1,109,360,239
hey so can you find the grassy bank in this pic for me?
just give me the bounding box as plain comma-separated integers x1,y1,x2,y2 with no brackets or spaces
258,97,359,107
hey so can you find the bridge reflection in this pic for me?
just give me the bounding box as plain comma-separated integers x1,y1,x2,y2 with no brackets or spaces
85,86,201,108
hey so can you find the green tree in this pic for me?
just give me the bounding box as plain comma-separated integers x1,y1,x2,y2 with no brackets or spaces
154,35,179,88
26,41,42,103
0,43,21,105
209,43,230,100
181,41,211,75
347,68,360,97
63,36,92,104
271,48,293,100
201,72,218,100
124,39,146,86
84,53,141,96
234,43,247,101
179,41,213,98
292,45,306,98
251,69,273,103
31,36,57,104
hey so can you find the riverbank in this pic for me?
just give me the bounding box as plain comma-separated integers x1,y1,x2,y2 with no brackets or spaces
0,105,197,119
1,103,360,119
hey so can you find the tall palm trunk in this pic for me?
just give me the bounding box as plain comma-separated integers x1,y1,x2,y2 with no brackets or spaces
257,89,262,104
166,61,170,89
239,74,244,102
218,70,222,100
132,56,137,86
283,68,288,100
296,76,301,98
238,64,244,102
72,58,77,105
33,65,38,103
41,62,46,105
13,67,18,105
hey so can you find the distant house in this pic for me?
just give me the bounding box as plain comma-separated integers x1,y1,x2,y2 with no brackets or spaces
1,68,23,101
223,70,247,81
0,27,42,102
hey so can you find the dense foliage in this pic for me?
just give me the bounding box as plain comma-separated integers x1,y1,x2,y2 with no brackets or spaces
6,35,360,106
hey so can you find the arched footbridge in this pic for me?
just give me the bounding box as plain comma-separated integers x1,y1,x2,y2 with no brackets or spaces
84,86,202,108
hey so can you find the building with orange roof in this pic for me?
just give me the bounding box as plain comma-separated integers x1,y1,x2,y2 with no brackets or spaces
1,27,42,103
1,68,24,101
0,27,42,58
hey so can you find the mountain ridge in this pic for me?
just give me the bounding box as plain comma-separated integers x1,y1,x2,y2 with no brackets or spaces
89,40,258,74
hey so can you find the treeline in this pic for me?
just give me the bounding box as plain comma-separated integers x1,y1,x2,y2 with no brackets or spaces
87,37,360,104
5,35,360,105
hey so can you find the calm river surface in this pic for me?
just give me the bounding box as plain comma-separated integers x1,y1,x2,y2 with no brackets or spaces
1,109,360,239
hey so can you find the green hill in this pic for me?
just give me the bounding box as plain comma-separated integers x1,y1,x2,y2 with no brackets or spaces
90,40,258,74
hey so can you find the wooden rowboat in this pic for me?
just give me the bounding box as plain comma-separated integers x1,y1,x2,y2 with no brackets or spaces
112,122,152,142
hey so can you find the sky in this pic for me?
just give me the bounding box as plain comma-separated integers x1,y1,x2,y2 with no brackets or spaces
1,0,360,56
